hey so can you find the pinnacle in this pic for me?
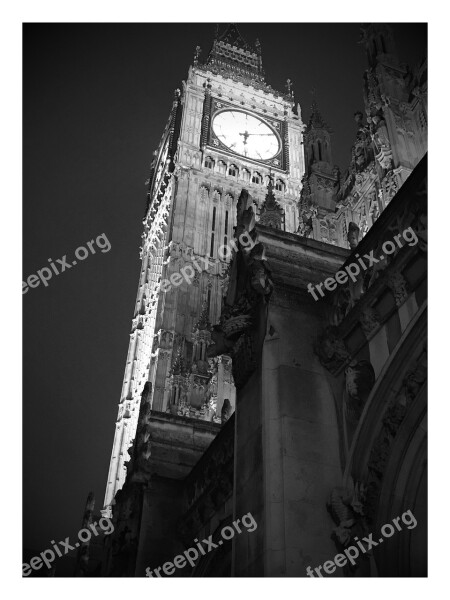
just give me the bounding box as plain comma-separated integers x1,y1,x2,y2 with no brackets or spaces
306,100,332,133
194,300,211,332
171,347,186,376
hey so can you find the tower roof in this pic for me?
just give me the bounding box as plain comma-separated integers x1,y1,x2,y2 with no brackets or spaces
217,24,256,53
305,100,332,133
204,24,265,84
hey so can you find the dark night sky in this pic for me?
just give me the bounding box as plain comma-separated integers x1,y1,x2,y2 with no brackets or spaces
23,23,426,564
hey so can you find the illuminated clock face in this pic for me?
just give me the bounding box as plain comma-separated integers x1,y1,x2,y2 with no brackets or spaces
212,110,280,161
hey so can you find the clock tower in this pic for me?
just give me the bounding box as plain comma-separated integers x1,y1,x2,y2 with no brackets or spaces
103,24,305,514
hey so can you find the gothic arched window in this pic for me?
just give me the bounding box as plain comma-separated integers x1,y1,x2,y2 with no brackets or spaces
205,156,215,170
252,171,262,184
217,161,227,175
228,164,238,177
242,168,251,183
275,179,285,192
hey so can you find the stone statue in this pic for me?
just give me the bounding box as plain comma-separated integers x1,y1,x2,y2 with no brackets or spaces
345,360,375,425
347,221,360,249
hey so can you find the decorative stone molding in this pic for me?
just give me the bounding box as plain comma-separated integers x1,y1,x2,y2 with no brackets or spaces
364,344,427,524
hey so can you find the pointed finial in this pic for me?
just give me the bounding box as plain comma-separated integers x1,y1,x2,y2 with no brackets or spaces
193,45,202,67
286,78,294,97
255,38,261,55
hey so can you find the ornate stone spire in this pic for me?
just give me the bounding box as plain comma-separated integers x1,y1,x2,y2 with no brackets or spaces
306,100,332,133
259,179,284,229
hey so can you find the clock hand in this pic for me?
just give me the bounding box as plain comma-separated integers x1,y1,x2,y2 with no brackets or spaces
239,131,250,144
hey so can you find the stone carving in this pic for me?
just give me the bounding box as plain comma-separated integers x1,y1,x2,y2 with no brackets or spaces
347,221,360,249
207,189,274,389
365,345,427,524
258,179,284,229
125,383,153,476
315,326,350,372
344,360,375,426
386,271,408,306
193,45,201,67
381,169,398,205
297,201,317,238
327,483,366,546
199,186,209,203
359,307,380,338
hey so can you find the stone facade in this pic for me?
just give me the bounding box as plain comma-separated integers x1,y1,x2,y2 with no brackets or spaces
103,23,304,513
298,25,427,250
99,25,427,576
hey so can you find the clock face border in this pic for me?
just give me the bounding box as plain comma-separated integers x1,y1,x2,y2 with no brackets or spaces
211,109,281,161
206,99,287,171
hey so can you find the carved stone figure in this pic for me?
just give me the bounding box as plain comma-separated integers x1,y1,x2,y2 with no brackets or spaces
359,307,380,338
315,326,350,372
345,360,375,425
347,221,360,249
